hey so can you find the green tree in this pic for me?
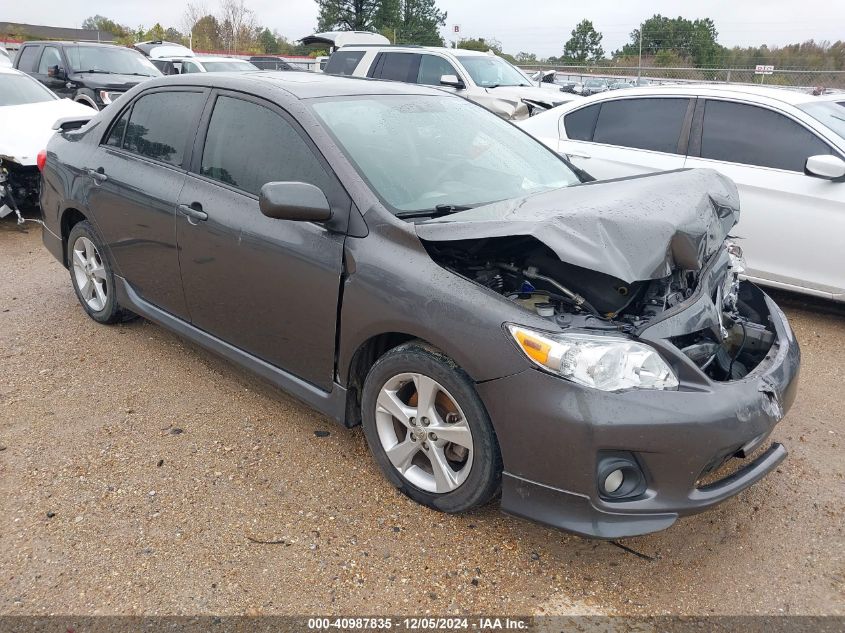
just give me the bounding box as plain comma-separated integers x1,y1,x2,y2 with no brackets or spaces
144,23,167,41
618,15,725,68
317,0,381,31
257,27,279,53
395,0,446,46
81,15,134,44
192,14,222,50
563,19,604,62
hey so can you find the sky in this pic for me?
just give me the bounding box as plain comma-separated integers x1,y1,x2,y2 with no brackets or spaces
4,0,845,58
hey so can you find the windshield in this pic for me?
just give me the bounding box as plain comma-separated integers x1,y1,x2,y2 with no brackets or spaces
200,60,257,72
0,73,58,106
311,95,579,214
455,55,530,88
798,101,845,140
66,46,161,76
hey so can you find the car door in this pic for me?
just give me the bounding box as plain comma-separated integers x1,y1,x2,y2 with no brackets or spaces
367,52,421,83
175,91,349,390
684,98,845,297
558,97,692,180
34,45,71,99
84,87,208,318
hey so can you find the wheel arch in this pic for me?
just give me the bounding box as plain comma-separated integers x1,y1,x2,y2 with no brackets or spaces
342,332,434,428
60,207,89,267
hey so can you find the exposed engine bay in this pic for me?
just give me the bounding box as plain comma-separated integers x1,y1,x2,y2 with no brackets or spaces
424,235,776,382
0,159,38,223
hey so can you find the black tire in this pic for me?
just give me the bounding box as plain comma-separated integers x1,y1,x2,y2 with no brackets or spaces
66,221,134,324
361,342,502,513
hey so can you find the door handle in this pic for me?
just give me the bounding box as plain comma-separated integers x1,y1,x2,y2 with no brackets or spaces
178,203,208,222
85,168,108,183
565,150,591,160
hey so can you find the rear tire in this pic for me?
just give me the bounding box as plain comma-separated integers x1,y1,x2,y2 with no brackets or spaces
67,221,134,324
361,342,502,513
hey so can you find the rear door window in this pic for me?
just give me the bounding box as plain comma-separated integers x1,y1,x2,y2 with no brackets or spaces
593,98,690,153
16,45,41,72
121,91,205,166
199,95,332,196
563,104,600,141
324,50,365,76
37,47,62,74
417,55,458,86
373,53,418,82
700,99,832,171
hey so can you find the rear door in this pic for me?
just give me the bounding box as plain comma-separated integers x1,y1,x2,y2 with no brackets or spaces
175,91,349,390
84,87,208,318
367,52,421,83
684,98,845,296
558,97,692,179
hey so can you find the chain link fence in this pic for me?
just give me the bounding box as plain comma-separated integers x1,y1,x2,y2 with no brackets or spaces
518,64,845,91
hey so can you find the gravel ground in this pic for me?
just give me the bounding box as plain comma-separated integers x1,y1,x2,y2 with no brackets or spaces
0,221,842,616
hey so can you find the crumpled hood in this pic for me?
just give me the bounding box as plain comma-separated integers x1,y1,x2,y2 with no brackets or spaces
0,99,93,166
484,84,569,106
415,169,740,284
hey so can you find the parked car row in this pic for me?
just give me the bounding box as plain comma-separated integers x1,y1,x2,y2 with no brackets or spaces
325,45,577,120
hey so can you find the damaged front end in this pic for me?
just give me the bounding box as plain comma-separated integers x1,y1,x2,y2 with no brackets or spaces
0,157,39,223
416,169,783,386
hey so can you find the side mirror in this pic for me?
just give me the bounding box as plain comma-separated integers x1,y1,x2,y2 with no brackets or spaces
805,154,845,181
48,65,65,79
440,74,465,89
259,182,332,222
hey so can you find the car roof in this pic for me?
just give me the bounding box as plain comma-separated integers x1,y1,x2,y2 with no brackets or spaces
340,45,492,57
139,70,453,99
20,41,123,48
194,56,255,63
572,83,838,107
0,66,25,76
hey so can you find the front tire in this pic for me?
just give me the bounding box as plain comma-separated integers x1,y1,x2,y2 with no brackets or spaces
67,221,132,324
361,342,502,513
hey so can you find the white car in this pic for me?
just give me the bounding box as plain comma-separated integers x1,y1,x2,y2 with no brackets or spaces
178,56,258,73
325,45,577,120
0,67,93,216
519,84,845,302
0,46,12,68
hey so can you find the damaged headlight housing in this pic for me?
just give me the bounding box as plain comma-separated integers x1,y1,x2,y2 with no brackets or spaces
507,325,679,391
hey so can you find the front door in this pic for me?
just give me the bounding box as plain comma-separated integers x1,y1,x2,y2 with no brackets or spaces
35,46,71,99
84,88,208,318
176,92,348,390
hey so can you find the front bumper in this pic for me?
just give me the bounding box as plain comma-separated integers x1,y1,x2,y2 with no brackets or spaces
477,288,800,539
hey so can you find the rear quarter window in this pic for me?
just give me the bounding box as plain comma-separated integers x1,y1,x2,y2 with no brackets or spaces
324,51,365,75
16,45,41,72
563,104,600,141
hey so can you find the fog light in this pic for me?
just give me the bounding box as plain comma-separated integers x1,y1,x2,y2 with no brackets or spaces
597,452,647,500
603,469,624,494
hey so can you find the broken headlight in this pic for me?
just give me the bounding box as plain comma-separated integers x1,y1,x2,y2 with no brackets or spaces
507,325,679,391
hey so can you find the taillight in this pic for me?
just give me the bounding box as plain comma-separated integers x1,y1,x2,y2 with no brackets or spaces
37,149,47,172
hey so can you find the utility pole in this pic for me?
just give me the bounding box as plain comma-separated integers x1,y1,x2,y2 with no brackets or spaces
637,24,643,81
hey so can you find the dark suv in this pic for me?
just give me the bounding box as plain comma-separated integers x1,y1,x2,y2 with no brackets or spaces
37,72,799,538
14,41,161,110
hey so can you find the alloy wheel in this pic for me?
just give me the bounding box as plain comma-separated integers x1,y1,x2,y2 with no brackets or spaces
71,236,108,312
374,372,474,494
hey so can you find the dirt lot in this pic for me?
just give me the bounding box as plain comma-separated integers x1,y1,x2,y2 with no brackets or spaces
0,221,842,616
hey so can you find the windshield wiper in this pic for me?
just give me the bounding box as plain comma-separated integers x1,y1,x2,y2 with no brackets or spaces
397,204,473,219
78,69,112,74
121,72,155,77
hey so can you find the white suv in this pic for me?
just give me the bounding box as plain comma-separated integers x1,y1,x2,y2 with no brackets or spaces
324,45,576,120
519,84,845,302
